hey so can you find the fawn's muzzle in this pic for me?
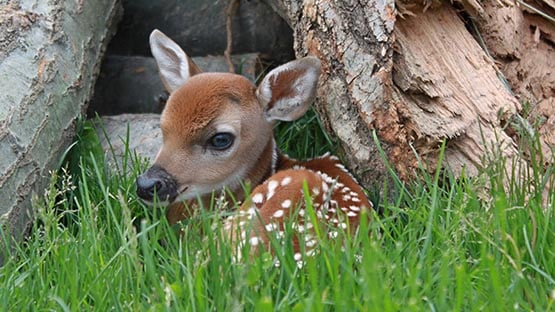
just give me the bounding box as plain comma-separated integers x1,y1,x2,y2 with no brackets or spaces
136,165,178,203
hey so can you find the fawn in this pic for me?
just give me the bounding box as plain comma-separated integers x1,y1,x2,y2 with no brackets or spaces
136,30,372,257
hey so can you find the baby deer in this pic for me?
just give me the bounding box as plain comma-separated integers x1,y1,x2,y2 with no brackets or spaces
136,30,372,257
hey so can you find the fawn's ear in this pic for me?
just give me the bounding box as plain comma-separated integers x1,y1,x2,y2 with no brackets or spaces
256,56,321,122
149,29,202,93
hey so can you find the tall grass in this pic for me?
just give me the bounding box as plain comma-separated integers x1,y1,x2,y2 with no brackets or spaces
0,111,553,311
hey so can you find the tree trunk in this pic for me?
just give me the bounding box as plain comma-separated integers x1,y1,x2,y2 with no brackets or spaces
263,0,397,190
0,0,121,247
263,0,553,191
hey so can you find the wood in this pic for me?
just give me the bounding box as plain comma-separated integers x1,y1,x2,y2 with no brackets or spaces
107,0,294,62
0,0,121,246
262,0,538,190
468,0,555,164
390,5,521,178
263,0,396,189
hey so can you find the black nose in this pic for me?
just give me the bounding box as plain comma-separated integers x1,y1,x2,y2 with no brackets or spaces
136,165,177,202
136,175,165,199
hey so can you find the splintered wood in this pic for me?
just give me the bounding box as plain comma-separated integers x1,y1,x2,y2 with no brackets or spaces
390,4,521,178
264,0,533,184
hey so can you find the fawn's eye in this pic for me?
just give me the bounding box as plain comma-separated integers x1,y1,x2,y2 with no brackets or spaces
208,132,235,150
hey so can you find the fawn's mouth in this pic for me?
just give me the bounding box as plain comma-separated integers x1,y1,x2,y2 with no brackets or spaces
171,185,190,203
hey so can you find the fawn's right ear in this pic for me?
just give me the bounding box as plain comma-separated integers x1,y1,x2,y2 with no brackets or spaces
149,29,202,93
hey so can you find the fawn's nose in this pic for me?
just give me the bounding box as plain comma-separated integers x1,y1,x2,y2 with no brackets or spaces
136,165,177,203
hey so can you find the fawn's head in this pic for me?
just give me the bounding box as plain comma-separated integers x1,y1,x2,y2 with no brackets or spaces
136,30,321,205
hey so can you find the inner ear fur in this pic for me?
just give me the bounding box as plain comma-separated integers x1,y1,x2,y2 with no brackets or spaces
256,56,321,122
149,29,202,93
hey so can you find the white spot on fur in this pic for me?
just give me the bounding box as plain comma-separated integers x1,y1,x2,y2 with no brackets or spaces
328,231,338,238
350,205,361,211
339,222,348,229
267,180,279,199
352,197,361,203
294,253,302,261
347,211,357,217
281,176,292,186
252,193,264,204
265,223,278,232
294,223,305,233
298,209,305,217
273,210,284,218
281,199,291,208
311,187,320,196
321,182,329,194
247,206,257,216
343,195,352,201
306,239,317,247
249,237,260,246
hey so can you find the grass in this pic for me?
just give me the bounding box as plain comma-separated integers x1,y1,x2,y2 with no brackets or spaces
0,109,554,311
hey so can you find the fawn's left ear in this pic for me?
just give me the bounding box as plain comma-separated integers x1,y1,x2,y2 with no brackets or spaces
256,56,321,122
149,29,202,93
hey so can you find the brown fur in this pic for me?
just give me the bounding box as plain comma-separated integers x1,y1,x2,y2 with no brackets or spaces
141,31,369,259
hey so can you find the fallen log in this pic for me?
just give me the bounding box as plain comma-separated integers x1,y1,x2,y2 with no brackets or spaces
0,0,121,254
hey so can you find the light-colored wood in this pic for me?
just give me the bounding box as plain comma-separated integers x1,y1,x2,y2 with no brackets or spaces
262,0,539,187
0,0,121,247
390,4,521,178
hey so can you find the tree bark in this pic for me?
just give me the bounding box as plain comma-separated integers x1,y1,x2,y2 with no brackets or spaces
262,0,552,191
0,0,121,245
263,0,396,190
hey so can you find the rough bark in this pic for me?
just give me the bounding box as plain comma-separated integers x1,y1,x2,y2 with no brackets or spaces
0,0,121,246
263,0,396,190
263,0,535,190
